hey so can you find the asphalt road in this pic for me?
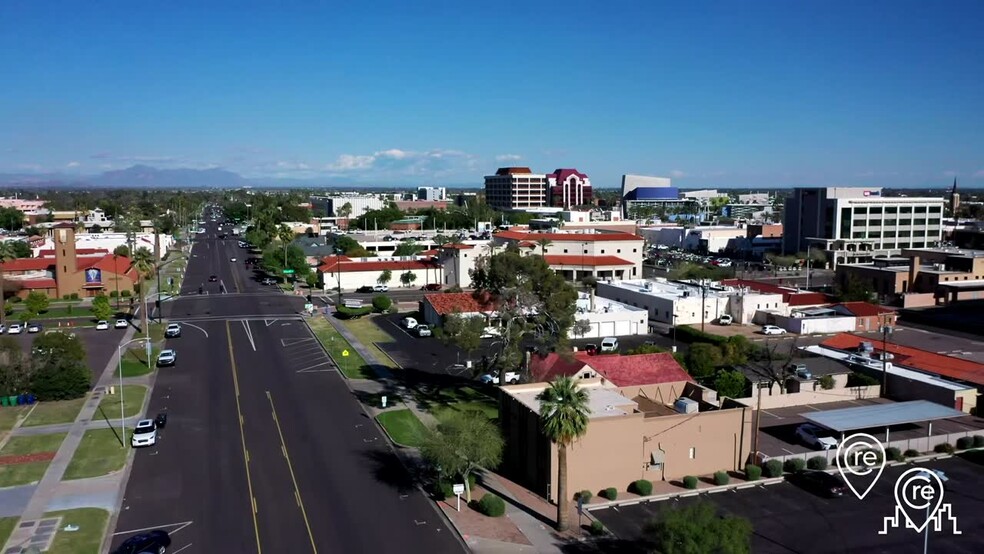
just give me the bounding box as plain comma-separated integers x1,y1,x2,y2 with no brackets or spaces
111,217,463,553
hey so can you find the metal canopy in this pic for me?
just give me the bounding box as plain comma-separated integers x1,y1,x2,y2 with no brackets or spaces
800,400,965,432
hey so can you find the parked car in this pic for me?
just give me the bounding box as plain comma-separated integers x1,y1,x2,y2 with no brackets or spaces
583,344,598,355
261,278,277,286
208,275,218,282
761,325,787,335
718,314,733,326
157,349,177,367
795,423,838,450
401,317,418,330
164,323,181,338
479,371,520,385
373,284,389,292
921,468,949,489
789,470,848,498
356,285,375,293
416,325,432,337
115,318,129,329
600,337,619,352
131,419,158,448
0,324,5,334
27,323,42,334
230,257,237,262
480,326,502,339
111,529,171,554
95,320,110,331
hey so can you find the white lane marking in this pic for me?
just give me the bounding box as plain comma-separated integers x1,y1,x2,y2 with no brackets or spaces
241,320,257,351
113,520,193,536
281,337,316,347
174,321,210,338
296,361,335,373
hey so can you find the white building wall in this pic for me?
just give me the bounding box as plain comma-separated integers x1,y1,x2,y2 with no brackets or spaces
639,227,686,248
320,264,442,292
595,280,729,326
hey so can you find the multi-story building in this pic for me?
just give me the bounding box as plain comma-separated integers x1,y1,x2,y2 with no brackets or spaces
310,194,386,218
416,186,446,201
493,228,645,282
545,169,592,208
484,167,548,210
620,175,689,217
782,187,945,267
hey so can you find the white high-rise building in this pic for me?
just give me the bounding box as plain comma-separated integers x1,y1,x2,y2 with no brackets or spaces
417,187,446,201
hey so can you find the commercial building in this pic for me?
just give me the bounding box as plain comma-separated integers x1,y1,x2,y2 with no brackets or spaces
493,228,645,282
484,167,548,210
620,175,689,218
316,254,442,292
416,187,447,201
782,187,945,267
596,278,737,326
499,374,752,501
528,210,637,234
545,169,592,208
30,231,172,261
311,194,386,218
682,226,748,253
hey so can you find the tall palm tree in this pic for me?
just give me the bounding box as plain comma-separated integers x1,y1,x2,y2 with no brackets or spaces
278,225,295,274
131,247,156,337
537,377,589,532
536,238,553,259
0,241,19,326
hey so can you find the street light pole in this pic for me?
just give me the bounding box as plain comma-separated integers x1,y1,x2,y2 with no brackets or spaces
881,315,893,398
118,337,151,449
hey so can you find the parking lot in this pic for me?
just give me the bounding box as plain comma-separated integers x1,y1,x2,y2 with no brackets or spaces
591,455,984,553
757,398,984,457
5,323,131,381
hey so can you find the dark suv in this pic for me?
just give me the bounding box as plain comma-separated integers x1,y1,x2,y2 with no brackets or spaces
112,529,171,554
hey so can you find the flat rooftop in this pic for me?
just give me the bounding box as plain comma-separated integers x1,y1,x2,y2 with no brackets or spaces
507,382,638,420
804,345,972,391
800,400,966,433
575,292,647,315
599,278,733,300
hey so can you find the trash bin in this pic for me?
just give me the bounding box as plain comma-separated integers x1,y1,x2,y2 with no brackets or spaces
27,394,36,404
17,394,27,405
7,396,17,406
0,397,8,407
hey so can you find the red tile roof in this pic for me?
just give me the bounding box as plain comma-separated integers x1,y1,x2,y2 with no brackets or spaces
832,302,895,318
422,292,498,316
531,352,693,387
495,167,533,175
84,254,138,280
821,333,984,386
517,241,537,248
18,278,56,289
543,255,633,267
440,243,475,250
0,258,52,272
317,256,439,274
420,249,439,256
721,278,832,306
496,230,644,242
546,168,589,181
37,248,108,257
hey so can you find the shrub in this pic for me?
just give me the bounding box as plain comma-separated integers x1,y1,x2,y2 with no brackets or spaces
630,479,653,496
807,456,828,471
682,476,698,490
589,520,606,536
713,471,730,486
69,292,79,300
975,435,984,448
109,290,118,298
674,326,728,346
336,305,373,318
934,443,955,454
745,464,762,481
575,490,593,503
863,449,883,464
121,290,131,298
62,294,71,301
847,372,879,387
817,374,835,390
885,447,904,462
764,459,784,478
956,437,973,450
8,296,21,303
602,487,618,501
783,458,806,473
904,449,921,459
474,494,506,517
371,295,392,313
434,481,453,500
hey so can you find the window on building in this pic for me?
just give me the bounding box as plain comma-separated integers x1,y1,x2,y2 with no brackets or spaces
929,206,942,214
884,219,897,226
869,206,883,214
885,206,897,214
853,231,866,239
884,230,896,238
912,242,924,248
869,231,881,238
563,249,568,253
854,207,867,216
900,206,913,214
898,230,911,237
914,218,926,226
617,249,621,253
928,218,941,226
600,249,605,254
915,206,927,214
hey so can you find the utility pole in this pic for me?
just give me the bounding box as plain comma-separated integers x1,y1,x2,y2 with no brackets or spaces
806,244,811,290
881,314,893,398
751,385,763,462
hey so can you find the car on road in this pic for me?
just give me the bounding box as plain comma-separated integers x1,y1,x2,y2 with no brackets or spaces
27,323,42,334
157,349,177,367
761,325,787,335
111,529,171,554
401,317,418,329
164,323,181,338
718,314,733,325
416,324,432,337
789,470,848,498
356,285,375,293
479,371,520,385
600,337,619,352
95,320,110,330
0,324,4,334
795,423,838,450
115,318,129,329
7,323,22,335
208,275,218,282
230,257,237,262
373,284,389,292
130,419,158,448
261,277,277,286
154,412,168,429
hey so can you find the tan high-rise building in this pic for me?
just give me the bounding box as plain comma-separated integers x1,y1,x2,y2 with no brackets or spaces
484,167,547,210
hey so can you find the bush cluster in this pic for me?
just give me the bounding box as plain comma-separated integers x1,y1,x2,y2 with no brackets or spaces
589,520,606,536
934,443,955,454
682,476,698,490
956,437,973,450
371,295,392,313
713,471,730,486
783,458,806,473
120,290,131,298
475,494,505,517
904,449,921,458
975,435,984,448
602,487,618,501
764,459,784,478
807,456,828,471
745,464,762,481
630,479,653,496
885,447,904,462
336,305,373,318
575,490,593,503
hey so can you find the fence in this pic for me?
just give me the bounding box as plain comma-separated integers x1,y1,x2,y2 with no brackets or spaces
734,385,880,410
762,430,984,465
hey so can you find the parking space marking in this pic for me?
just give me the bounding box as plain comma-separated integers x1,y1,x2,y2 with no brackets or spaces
296,361,336,373
281,338,316,347
170,544,193,554
113,520,194,536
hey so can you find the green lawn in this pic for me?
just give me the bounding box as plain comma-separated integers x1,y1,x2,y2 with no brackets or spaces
0,433,67,488
342,317,402,370
0,405,29,434
63,429,128,480
97,385,147,420
417,386,499,422
44,508,109,554
114,348,159,378
0,517,17,548
376,409,429,448
10,306,94,320
308,317,374,379
21,398,87,427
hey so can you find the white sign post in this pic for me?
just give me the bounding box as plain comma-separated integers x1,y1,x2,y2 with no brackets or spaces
453,483,465,512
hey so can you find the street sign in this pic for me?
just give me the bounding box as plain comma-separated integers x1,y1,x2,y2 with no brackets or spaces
453,483,465,512
282,269,295,274
342,350,350,357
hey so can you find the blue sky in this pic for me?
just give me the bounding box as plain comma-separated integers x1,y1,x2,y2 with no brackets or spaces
1,0,983,187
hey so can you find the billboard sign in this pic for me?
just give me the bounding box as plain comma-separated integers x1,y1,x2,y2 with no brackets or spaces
84,268,102,284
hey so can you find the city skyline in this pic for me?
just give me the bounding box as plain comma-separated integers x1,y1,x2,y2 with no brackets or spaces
2,1,983,188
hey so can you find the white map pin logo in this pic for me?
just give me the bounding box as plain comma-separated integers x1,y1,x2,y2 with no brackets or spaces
834,433,886,500
894,468,945,533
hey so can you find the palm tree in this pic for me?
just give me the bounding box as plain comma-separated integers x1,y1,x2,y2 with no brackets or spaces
537,377,589,532
0,241,19,326
536,238,553,259
278,225,295,275
131,247,156,336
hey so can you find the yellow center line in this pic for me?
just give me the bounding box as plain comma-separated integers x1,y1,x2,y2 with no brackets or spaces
266,390,319,553
228,321,262,553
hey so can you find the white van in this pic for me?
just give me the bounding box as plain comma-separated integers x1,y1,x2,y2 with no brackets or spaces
600,337,619,352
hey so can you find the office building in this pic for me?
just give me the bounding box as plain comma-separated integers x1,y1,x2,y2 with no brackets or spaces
311,195,386,218
782,187,945,267
417,187,446,201
545,169,592,208
484,167,548,210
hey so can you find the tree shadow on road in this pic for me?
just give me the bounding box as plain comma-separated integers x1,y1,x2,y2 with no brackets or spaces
361,448,423,495
558,536,648,554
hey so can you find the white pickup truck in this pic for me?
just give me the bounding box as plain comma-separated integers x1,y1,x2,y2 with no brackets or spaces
479,371,520,385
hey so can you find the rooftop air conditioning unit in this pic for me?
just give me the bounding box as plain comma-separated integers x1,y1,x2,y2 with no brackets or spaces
674,397,699,414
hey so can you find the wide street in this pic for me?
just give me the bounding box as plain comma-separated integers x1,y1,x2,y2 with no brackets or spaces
109,217,463,552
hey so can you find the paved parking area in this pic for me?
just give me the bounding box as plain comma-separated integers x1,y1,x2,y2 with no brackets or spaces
757,398,984,457
6,325,127,382
591,456,984,553
897,325,984,363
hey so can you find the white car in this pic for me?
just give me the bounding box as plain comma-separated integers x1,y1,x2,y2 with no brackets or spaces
373,284,389,292
761,325,787,335
131,419,158,448
115,319,129,329
401,317,418,330
480,326,502,339
718,314,733,326
600,337,619,352
26,323,41,334
796,424,838,450
157,349,177,367
164,323,181,338
0,324,5,334
416,325,432,337
479,371,520,385
95,320,109,330
230,257,237,262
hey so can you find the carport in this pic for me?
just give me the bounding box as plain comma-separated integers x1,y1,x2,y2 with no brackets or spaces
800,400,967,442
